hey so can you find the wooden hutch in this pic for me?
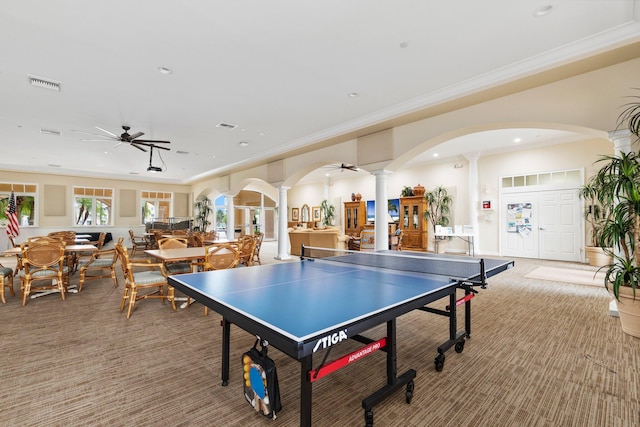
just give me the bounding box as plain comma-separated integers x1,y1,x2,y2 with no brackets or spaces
344,201,366,236
399,196,428,250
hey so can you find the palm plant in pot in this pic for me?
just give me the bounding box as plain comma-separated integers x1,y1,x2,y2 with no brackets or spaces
594,95,640,337
424,186,452,253
578,178,613,267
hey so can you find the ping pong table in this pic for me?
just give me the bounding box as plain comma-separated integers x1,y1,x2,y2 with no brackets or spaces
168,247,514,426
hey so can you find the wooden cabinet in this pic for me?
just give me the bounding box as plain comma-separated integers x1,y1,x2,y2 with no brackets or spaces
399,196,428,250
344,201,366,236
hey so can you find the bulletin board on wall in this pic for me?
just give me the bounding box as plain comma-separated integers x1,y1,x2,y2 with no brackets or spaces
506,202,532,238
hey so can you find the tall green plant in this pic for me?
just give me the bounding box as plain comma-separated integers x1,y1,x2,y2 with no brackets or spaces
424,186,452,235
597,92,640,300
578,178,611,247
193,195,213,232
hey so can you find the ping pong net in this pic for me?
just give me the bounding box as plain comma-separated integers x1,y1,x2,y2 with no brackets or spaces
300,246,487,285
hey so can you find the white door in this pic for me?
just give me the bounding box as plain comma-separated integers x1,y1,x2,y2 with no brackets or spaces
538,190,581,262
501,190,581,261
502,193,537,259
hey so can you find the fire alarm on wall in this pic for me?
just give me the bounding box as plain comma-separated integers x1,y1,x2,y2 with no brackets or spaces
481,200,492,210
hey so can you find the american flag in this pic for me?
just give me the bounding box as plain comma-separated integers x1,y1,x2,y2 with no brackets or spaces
5,191,19,237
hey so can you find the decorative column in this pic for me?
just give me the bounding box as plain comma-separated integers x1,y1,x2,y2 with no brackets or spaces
275,185,291,260
372,170,392,251
225,195,234,240
464,153,480,255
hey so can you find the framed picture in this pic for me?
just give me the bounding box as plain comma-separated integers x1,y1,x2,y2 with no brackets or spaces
292,208,299,222
312,206,321,222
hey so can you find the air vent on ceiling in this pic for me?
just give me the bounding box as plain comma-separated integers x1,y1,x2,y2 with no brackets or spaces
175,150,189,155
216,122,238,130
40,128,61,136
29,75,61,91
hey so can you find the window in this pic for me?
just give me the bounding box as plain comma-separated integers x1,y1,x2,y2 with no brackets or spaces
74,187,113,226
141,191,172,224
214,195,227,231
0,183,37,227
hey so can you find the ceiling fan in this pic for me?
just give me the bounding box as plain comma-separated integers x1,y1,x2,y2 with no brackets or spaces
79,125,171,153
324,163,360,172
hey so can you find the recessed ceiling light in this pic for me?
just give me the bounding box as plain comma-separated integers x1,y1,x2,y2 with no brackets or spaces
533,5,553,17
239,141,249,147
433,153,439,157
348,92,359,98
514,138,522,143
399,42,409,48
158,66,172,75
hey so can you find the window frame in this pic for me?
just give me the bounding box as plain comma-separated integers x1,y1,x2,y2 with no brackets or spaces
73,186,114,227
0,183,38,228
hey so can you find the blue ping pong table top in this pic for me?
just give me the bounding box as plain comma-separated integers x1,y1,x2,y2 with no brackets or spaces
170,259,456,343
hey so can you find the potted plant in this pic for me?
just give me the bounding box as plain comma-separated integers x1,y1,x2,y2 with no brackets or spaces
193,195,213,232
424,186,452,253
400,186,414,197
594,94,640,337
320,200,335,227
578,178,613,266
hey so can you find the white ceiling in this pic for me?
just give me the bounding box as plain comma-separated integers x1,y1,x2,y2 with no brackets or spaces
1,1,638,184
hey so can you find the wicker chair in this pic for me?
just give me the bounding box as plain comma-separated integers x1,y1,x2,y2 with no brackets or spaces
78,245,119,291
116,240,174,319
128,229,149,257
201,243,239,315
237,235,257,267
252,233,264,265
19,241,70,306
157,237,192,275
0,262,15,303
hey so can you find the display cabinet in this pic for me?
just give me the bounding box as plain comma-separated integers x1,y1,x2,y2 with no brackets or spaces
344,201,366,236
399,196,428,250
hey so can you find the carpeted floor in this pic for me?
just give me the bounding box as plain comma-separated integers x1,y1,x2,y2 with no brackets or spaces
1,243,639,426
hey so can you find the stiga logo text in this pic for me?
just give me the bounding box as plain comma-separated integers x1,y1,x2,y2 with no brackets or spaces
313,330,348,352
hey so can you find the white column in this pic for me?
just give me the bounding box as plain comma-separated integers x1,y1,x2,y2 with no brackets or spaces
275,185,291,260
225,195,234,240
372,170,392,251
464,153,480,255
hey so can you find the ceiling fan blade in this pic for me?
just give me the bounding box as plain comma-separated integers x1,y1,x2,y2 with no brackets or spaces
133,139,171,144
153,145,171,151
95,126,119,139
81,138,118,142
130,143,148,152
128,131,144,140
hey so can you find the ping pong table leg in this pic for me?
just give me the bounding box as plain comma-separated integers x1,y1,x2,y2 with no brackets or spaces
300,354,313,427
221,318,231,386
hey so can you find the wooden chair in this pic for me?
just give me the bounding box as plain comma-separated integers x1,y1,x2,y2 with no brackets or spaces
91,232,107,250
129,229,149,257
75,231,107,271
201,243,239,315
391,229,404,251
0,262,15,303
157,237,192,275
8,235,23,277
115,241,175,319
237,235,257,267
78,246,119,291
19,241,70,306
252,232,264,265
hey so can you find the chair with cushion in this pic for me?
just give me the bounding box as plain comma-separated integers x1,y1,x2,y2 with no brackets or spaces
252,232,264,265
201,243,239,315
19,241,70,306
157,237,193,275
0,263,15,303
8,235,23,277
237,235,257,267
78,245,119,292
391,229,404,251
116,240,175,319
129,229,149,257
